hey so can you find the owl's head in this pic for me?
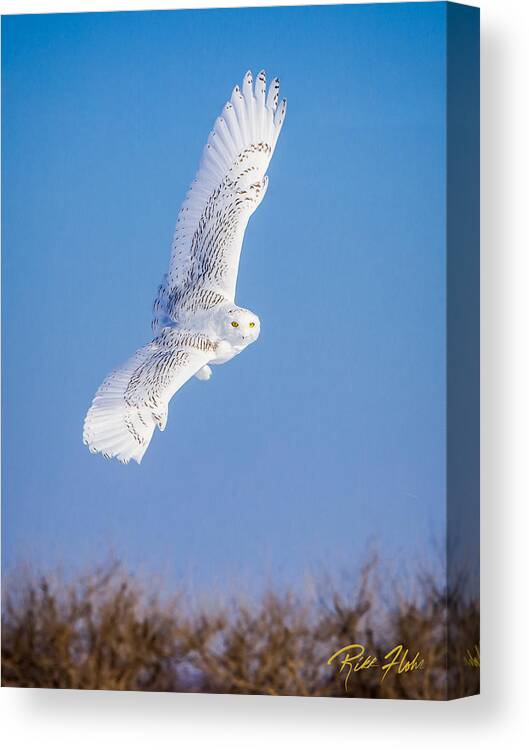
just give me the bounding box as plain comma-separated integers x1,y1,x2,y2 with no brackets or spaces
223,306,261,344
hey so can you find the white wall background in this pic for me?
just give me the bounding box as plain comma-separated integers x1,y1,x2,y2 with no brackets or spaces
1,0,528,747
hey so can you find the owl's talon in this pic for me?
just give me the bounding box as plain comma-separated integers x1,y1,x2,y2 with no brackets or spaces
195,365,212,381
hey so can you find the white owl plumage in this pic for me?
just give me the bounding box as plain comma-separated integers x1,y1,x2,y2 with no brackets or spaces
83,71,287,464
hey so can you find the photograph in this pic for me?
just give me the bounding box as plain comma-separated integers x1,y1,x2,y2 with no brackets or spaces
2,1,479,700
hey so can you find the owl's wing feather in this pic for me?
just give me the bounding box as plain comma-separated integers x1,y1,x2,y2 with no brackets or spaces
152,71,286,334
83,329,215,464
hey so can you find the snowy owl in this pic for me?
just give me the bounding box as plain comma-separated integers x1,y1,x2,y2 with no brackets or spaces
83,71,287,464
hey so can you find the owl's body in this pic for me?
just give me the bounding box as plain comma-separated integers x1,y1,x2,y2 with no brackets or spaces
83,71,285,464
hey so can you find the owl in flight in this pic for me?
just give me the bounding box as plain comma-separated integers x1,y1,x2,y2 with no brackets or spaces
83,71,287,464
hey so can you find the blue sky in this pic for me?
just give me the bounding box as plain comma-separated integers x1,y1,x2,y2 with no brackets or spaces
2,3,446,590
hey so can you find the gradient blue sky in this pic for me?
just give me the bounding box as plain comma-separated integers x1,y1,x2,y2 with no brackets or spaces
2,3,446,590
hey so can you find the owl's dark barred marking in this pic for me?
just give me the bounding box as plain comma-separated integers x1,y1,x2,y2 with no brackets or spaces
83,71,286,463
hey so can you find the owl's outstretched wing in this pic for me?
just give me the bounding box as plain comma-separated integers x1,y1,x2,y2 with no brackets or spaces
83,329,215,464
152,70,286,334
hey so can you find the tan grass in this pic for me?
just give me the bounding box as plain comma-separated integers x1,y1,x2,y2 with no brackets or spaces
1,558,479,699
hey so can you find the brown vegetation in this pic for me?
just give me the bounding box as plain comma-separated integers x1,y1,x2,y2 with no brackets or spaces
1,559,479,699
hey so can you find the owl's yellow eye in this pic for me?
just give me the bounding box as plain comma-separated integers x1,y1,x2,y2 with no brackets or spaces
249,322,255,328
231,321,239,328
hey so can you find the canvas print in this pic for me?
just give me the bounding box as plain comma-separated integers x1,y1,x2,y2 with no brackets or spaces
1,1,480,699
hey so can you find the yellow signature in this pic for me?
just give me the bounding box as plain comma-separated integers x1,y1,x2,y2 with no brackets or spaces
463,645,480,668
327,644,425,691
